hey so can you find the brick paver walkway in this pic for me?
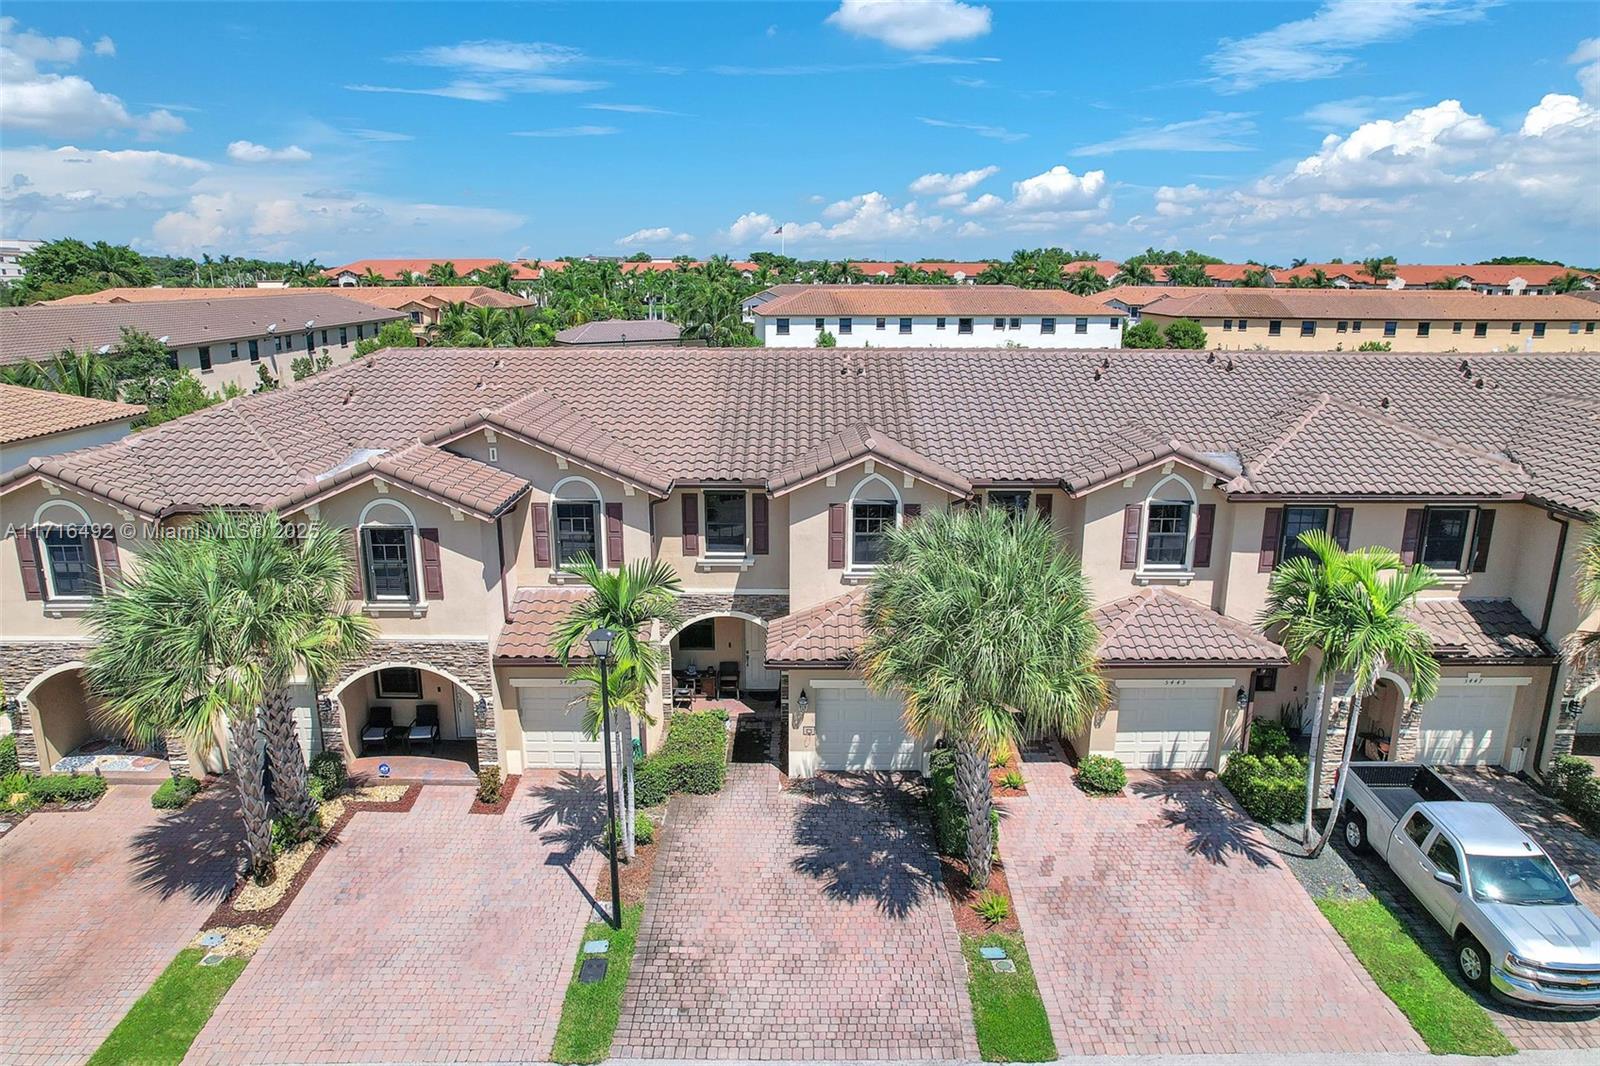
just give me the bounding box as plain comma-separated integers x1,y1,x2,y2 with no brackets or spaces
187,774,602,1064
614,765,976,1060
1003,751,1424,1056
1,784,242,1066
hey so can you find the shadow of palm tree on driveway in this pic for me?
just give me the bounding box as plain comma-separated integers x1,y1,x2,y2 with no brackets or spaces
128,778,247,903
1130,774,1276,869
788,773,939,920
524,771,608,864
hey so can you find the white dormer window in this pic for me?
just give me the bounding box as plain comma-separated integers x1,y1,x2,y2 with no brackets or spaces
359,499,419,602
1140,474,1197,573
849,473,901,570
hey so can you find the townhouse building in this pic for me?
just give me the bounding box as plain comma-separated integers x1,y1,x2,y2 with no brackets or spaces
1,347,1595,794
0,385,143,475
752,285,1123,348
0,294,405,392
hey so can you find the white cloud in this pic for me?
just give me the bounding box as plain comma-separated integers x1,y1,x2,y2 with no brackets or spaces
1010,165,1107,211
1209,0,1493,92
918,116,1026,142
92,36,115,57
908,164,997,196
0,18,186,139
1520,92,1597,138
826,0,991,51
1154,184,1205,217
350,39,602,100
616,226,693,246
226,140,312,163
725,212,779,244
961,192,1004,215
584,103,679,114
1571,37,1600,101
348,128,414,142
347,77,601,100
1299,94,1421,130
1072,113,1256,156
408,40,583,72
509,125,618,137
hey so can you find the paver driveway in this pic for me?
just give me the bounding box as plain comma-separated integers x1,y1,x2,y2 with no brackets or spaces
1003,751,1424,1056
188,774,602,1065
1,784,242,1066
614,765,976,1060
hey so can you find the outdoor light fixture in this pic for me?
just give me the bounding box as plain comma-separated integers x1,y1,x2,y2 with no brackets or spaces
1236,687,1248,706
585,627,616,662
796,690,809,711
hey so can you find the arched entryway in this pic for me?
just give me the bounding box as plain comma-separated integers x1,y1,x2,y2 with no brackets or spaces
17,662,170,778
666,612,781,765
327,663,483,782
1349,676,1411,762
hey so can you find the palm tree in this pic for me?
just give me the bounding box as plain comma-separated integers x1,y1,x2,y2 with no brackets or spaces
7,348,119,399
1112,261,1156,287
1549,272,1590,295
86,511,373,878
360,267,388,287
88,241,153,287
1568,520,1600,699
1361,257,1397,285
1163,263,1210,287
426,261,462,285
1240,266,1273,288
1290,268,1332,289
862,507,1104,888
1432,275,1468,290
1064,265,1109,295
551,558,683,860
472,262,516,293
1260,531,1441,857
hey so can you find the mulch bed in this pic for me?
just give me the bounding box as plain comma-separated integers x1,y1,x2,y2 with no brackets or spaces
989,745,1028,797
469,774,520,815
940,854,1021,936
0,788,108,836
204,785,419,930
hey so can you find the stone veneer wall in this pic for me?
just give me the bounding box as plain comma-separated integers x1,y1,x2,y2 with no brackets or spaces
320,639,497,768
655,593,791,726
1316,690,1420,799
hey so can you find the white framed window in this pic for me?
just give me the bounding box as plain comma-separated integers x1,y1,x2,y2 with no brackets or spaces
551,476,605,569
359,499,419,603
775,318,789,336
848,474,900,571
33,500,100,600
1418,506,1473,571
1139,474,1195,572
702,489,748,557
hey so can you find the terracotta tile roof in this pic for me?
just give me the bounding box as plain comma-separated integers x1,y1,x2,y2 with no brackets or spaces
273,443,529,520
5,347,1598,517
554,320,681,344
1062,425,1241,494
1273,264,1598,288
324,258,541,281
1143,289,1600,323
0,294,404,367
769,424,972,497
1095,285,1215,308
0,384,144,445
750,285,1110,318
1232,393,1528,498
1410,598,1555,662
1093,588,1288,665
495,588,589,663
766,589,869,666
44,286,529,310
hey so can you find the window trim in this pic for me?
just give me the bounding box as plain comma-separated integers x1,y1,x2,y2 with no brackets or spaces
1418,505,1476,573
775,317,789,336
958,317,973,334
676,617,716,651
701,488,749,558
847,473,901,572
374,666,423,700
1138,473,1197,575
358,498,422,605
32,499,100,601
551,475,606,570
1280,505,1332,563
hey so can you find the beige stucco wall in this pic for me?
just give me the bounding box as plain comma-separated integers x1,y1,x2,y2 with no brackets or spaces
27,665,100,769
1069,665,1253,771
1143,312,1599,353
653,487,790,593
1077,466,1232,611
333,665,477,757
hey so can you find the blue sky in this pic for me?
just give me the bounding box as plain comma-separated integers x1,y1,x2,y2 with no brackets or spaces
3,1,1597,264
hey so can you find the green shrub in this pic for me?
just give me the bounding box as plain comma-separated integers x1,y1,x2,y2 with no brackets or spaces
633,811,656,845
1221,753,1307,824
1076,754,1127,796
1550,757,1600,832
634,711,728,808
271,811,319,854
1000,770,1025,791
151,775,202,810
1249,718,1293,758
476,767,503,805
309,750,347,797
0,734,17,777
1,772,38,815
991,751,1011,769
973,890,1011,924
1549,754,1594,797
26,773,109,805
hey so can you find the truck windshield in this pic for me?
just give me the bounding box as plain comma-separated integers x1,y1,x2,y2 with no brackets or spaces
1468,855,1575,906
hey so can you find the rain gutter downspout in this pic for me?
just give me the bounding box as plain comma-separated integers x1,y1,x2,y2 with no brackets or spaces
1531,511,1571,775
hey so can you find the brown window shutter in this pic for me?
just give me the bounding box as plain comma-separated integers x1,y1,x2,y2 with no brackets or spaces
419,528,445,599
752,493,770,555
1036,493,1053,525
346,528,364,599
1120,503,1142,570
1470,509,1495,572
1400,508,1424,565
1332,507,1354,550
828,502,846,569
94,529,121,589
532,503,551,567
15,530,44,600
681,492,699,555
605,502,624,567
903,502,922,522
1258,508,1283,572
1193,503,1216,568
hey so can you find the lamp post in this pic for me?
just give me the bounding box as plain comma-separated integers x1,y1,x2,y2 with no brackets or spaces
586,626,623,929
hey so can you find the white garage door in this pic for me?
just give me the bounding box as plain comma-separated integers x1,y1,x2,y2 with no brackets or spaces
816,687,920,771
1113,687,1218,770
1418,688,1515,765
519,685,604,770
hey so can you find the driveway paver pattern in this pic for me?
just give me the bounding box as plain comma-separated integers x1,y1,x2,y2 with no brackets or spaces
1,784,241,1066
1003,752,1425,1056
187,774,602,1064
613,765,976,1061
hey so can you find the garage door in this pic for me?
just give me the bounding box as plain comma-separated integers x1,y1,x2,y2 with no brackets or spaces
1112,687,1218,770
816,687,919,771
519,685,604,770
1418,688,1515,765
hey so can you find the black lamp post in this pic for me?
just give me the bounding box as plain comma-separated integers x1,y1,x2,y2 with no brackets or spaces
586,626,623,929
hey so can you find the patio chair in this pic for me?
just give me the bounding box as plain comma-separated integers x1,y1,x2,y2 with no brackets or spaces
718,661,740,699
361,706,394,755
672,675,695,709
408,704,441,754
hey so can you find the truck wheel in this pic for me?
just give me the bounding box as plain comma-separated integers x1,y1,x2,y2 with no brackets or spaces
1455,934,1492,993
1342,809,1368,853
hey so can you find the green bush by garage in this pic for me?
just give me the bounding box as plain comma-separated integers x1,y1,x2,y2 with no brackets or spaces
634,710,729,808
1220,753,1307,824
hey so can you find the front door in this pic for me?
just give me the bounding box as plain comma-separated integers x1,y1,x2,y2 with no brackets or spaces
743,625,780,690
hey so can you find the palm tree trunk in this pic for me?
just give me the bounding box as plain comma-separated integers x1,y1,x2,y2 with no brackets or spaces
262,689,316,822
619,710,636,861
227,709,276,880
1301,676,1327,844
1308,691,1365,858
953,735,996,889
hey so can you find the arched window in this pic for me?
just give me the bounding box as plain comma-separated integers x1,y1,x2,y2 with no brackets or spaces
848,474,901,570
32,500,99,599
359,499,419,602
1141,474,1196,571
551,476,604,569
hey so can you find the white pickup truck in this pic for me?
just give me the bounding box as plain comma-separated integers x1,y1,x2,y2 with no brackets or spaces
1341,761,1600,1009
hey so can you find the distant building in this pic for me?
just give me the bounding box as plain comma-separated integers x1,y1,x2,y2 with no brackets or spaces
0,239,43,283
0,384,143,474
554,320,681,347
750,285,1123,348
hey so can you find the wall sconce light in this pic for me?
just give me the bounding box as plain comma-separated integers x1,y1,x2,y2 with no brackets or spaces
1236,687,1248,707
796,690,809,711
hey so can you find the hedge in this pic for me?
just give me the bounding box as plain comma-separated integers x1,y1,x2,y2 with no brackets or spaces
1248,718,1293,757
1220,753,1307,824
1549,755,1600,833
0,735,18,777
1076,754,1126,796
634,710,728,809
2,771,109,814
152,775,203,810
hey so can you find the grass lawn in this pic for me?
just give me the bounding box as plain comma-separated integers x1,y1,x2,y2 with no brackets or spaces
961,930,1056,1062
550,903,644,1065
1317,897,1513,1056
88,949,248,1066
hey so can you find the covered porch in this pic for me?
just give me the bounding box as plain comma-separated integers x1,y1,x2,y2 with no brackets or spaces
667,613,781,707
19,662,170,780
331,664,481,784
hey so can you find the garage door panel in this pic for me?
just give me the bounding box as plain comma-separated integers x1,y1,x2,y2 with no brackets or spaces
1418,688,1514,766
1112,688,1217,770
518,685,605,770
816,689,919,772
